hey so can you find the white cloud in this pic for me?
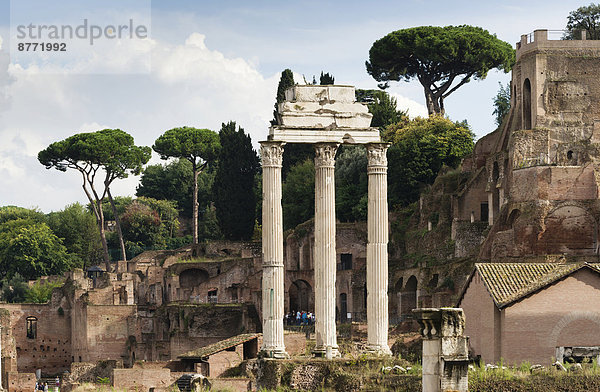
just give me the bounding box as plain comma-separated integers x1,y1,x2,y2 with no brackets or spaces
0,33,279,212
389,93,428,119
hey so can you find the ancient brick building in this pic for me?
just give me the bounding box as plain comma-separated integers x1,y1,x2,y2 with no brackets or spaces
454,30,600,262
453,30,600,365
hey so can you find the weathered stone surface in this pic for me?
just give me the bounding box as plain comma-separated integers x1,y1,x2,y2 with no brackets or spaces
413,308,468,392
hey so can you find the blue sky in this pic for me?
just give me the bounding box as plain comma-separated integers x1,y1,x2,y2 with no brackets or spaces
0,0,584,211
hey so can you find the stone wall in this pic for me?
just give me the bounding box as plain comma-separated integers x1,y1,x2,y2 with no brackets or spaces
6,371,36,392
452,221,487,258
1,302,72,374
112,368,171,391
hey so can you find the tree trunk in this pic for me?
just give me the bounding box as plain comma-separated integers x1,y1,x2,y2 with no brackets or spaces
193,167,199,244
81,179,111,270
98,209,111,272
107,187,127,262
424,87,444,116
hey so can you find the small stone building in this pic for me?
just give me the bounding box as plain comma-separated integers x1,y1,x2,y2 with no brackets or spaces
458,262,600,365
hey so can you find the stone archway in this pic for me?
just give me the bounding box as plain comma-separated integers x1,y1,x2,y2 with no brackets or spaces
523,78,532,129
401,276,418,317
549,311,600,349
289,279,313,312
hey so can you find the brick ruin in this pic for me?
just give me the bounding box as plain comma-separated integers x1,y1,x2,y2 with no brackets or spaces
398,30,600,312
0,225,372,390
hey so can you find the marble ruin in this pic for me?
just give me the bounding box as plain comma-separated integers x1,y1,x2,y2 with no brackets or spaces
260,85,391,357
413,308,468,392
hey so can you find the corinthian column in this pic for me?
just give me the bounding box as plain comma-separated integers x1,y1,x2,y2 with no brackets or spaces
259,141,288,358
366,143,392,355
313,142,340,358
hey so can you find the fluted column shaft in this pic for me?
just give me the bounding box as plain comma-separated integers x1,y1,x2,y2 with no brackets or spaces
313,143,340,358
366,143,392,355
259,141,288,358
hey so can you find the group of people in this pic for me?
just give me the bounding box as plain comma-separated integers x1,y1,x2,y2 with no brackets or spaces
34,381,49,391
285,310,314,325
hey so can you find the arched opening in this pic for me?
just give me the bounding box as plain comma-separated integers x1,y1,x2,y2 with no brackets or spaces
401,276,418,317
391,277,404,322
179,268,209,289
506,209,521,229
428,274,439,289
523,78,532,129
288,279,312,312
340,293,348,323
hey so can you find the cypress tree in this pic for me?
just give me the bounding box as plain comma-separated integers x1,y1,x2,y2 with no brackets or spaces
213,121,260,240
271,69,295,126
319,71,335,85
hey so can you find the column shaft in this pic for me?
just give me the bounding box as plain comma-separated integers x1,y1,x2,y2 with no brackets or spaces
313,143,340,358
259,141,288,358
366,143,392,355
488,192,494,226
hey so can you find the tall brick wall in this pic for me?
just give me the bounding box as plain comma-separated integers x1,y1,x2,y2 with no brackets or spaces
0,304,72,374
83,305,137,363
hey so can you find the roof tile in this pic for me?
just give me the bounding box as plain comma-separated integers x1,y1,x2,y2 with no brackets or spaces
476,262,599,308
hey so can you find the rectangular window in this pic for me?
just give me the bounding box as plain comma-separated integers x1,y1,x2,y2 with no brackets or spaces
208,289,218,304
26,316,37,339
480,203,489,222
340,254,353,270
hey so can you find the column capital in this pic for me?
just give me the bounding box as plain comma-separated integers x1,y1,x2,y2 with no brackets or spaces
366,143,389,171
260,141,285,168
314,143,339,168
412,308,465,340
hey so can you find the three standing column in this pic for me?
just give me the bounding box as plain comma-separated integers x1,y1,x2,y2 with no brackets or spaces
366,143,392,355
313,143,340,358
259,141,288,359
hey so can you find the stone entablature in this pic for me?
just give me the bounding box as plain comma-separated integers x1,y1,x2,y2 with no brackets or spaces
269,85,380,144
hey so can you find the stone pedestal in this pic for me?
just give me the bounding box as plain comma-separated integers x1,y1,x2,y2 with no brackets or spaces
259,141,288,358
365,143,392,355
413,308,469,392
313,143,340,358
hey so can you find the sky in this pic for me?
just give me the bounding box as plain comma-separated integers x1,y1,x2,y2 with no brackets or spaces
0,0,583,212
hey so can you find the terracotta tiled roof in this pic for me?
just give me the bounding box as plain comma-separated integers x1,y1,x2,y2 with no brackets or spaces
178,333,261,360
475,262,600,308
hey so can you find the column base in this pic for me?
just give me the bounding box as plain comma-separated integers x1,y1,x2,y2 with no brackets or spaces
364,344,392,356
312,346,341,359
259,348,290,359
